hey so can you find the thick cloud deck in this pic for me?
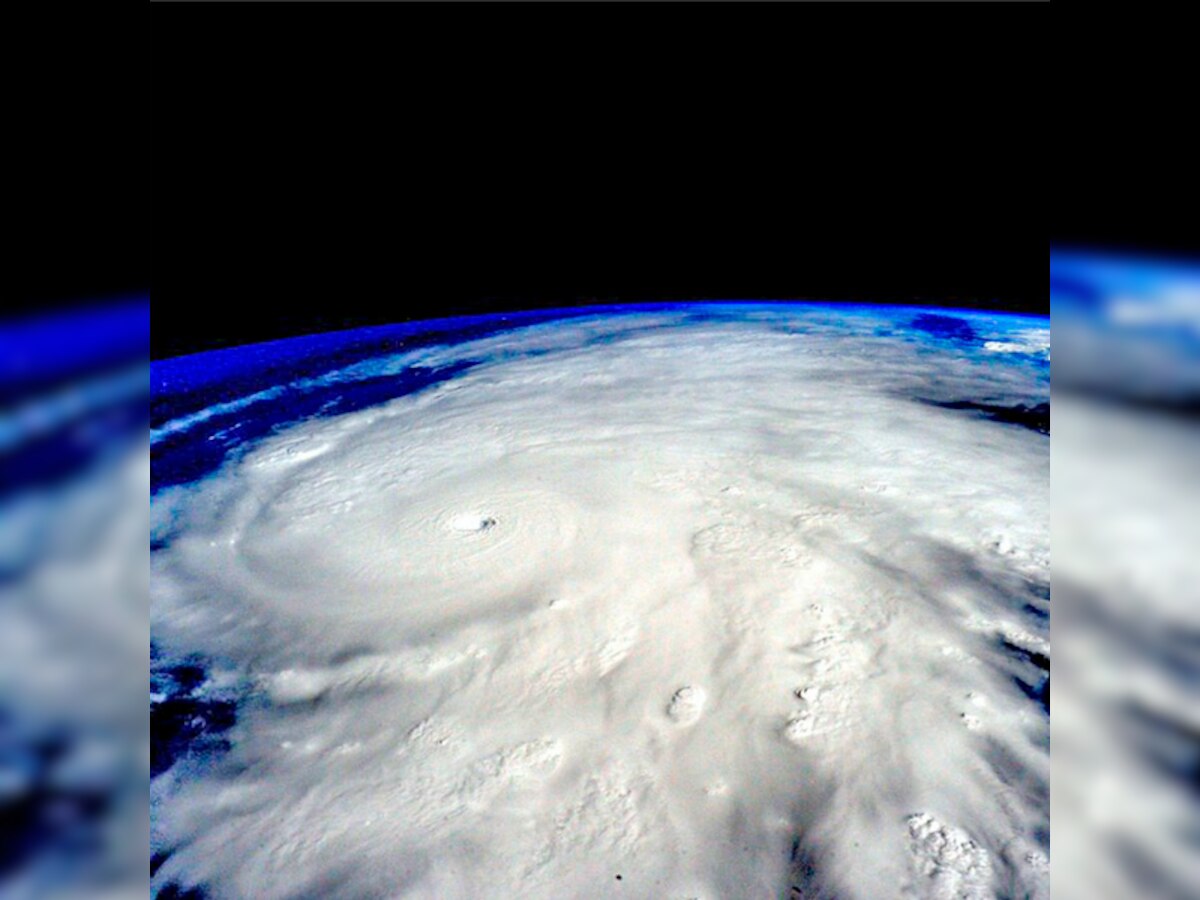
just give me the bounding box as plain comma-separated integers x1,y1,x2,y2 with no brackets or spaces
150,305,1049,899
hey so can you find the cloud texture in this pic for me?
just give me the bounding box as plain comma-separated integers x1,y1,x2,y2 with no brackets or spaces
150,305,1049,899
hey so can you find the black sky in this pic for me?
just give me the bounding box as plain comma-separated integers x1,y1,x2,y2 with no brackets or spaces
145,6,1050,358
11,6,146,316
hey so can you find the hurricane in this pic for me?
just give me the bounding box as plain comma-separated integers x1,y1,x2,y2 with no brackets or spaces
149,303,1049,899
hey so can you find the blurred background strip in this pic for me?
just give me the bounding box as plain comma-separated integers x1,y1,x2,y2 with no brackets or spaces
1051,248,1200,900
1,300,148,899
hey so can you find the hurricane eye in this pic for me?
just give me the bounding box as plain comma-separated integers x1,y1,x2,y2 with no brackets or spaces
449,514,496,533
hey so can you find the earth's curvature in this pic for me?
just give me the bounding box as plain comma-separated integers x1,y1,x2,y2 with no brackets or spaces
150,303,1049,899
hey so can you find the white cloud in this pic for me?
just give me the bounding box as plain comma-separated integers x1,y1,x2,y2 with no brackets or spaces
151,308,1049,899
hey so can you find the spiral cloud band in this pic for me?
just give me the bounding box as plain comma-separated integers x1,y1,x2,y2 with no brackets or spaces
150,305,1049,899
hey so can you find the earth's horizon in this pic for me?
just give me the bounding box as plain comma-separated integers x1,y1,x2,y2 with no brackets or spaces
151,302,1049,899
